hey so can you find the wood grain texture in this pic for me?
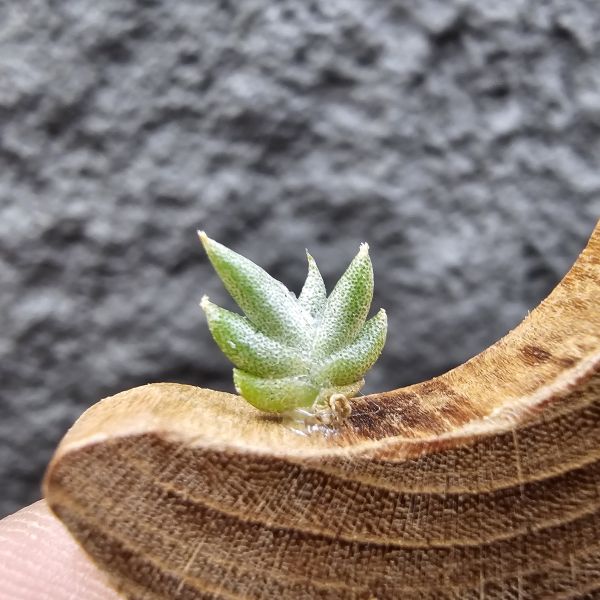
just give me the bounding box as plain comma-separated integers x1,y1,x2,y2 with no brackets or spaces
44,222,600,599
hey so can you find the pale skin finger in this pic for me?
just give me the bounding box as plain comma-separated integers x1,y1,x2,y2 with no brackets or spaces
0,500,122,600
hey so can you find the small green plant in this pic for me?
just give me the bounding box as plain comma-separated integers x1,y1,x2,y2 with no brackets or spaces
199,232,387,417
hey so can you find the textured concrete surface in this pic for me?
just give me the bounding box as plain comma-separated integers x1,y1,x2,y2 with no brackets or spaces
1,1,599,517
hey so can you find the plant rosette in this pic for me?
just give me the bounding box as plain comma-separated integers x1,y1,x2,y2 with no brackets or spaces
199,232,387,425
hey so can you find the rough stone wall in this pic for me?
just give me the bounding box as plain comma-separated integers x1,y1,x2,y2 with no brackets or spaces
0,0,598,516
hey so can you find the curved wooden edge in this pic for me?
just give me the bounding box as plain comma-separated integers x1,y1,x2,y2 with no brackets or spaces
45,220,600,466
42,221,600,600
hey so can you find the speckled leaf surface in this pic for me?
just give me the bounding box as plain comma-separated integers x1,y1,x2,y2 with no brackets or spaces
200,234,387,412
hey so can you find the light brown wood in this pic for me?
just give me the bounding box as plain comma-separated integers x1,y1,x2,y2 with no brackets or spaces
44,222,600,599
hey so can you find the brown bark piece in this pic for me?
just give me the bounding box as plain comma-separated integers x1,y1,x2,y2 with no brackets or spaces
44,222,600,599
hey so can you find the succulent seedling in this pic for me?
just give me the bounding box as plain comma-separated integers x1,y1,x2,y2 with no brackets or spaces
199,232,387,419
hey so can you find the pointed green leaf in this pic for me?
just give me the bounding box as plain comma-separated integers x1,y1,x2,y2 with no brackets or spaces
314,243,373,357
316,309,387,386
297,251,326,319
233,369,319,412
201,297,309,378
199,232,309,345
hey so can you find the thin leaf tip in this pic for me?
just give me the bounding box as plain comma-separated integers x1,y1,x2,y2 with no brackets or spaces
198,231,213,254
200,295,211,311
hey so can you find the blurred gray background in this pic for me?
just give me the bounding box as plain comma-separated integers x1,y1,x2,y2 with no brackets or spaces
1,0,599,517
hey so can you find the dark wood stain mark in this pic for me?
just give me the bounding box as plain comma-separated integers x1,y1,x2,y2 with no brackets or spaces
521,344,553,365
439,399,476,425
556,356,577,368
346,397,406,439
420,380,446,394
347,391,442,439
351,378,489,441
423,379,486,423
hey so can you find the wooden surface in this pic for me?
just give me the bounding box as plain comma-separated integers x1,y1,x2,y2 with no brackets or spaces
44,222,600,599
